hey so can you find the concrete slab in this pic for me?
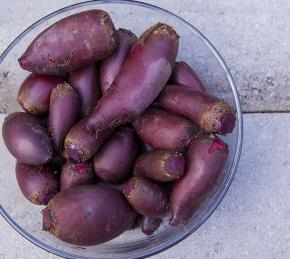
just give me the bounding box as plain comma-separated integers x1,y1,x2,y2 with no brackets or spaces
1,113,290,258
0,0,290,112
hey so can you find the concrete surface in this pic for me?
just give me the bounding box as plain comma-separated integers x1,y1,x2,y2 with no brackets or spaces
0,0,290,112
1,113,290,259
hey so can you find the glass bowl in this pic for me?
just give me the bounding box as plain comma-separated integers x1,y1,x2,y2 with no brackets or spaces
0,1,243,258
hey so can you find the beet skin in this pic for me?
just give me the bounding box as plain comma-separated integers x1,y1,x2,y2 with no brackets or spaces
158,85,236,135
42,185,136,246
60,160,95,190
17,73,64,115
18,10,118,74
168,61,206,92
49,83,80,154
16,162,59,205
64,117,112,161
68,62,100,116
132,107,201,152
134,150,184,182
170,135,228,226
2,112,53,165
139,215,162,236
100,28,137,94
94,127,138,182
123,176,169,218
86,23,179,132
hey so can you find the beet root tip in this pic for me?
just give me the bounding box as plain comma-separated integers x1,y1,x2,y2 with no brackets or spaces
217,112,236,135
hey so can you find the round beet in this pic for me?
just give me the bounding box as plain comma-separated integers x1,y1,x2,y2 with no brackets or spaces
49,83,80,153
42,185,136,246
17,73,64,115
16,162,59,205
123,177,169,218
94,127,138,182
69,63,100,116
2,112,53,165
60,160,95,190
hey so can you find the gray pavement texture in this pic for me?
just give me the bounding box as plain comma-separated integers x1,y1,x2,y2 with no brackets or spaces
0,0,289,112
1,113,290,259
1,1,290,259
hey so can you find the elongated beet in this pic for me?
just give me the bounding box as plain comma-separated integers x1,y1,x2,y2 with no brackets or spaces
100,29,137,94
132,107,201,151
60,160,95,190
17,73,64,115
123,177,169,218
86,23,179,132
170,135,228,226
134,150,184,182
49,83,80,153
64,117,112,161
168,61,206,92
16,162,59,205
18,10,118,74
2,112,52,165
68,63,100,116
158,85,236,134
139,216,162,236
94,127,138,182
42,185,136,245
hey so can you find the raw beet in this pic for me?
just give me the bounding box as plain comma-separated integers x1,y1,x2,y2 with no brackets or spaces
60,160,95,190
139,215,162,236
2,112,53,165
48,83,80,154
123,176,169,218
134,150,184,182
16,162,59,205
17,73,64,115
18,10,118,74
42,185,136,245
132,107,201,151
168,61,206,92
94,127,138,182
170,135,228,226
158,85,236,134
68,62,100,116
64,117,112,161
100,28,137,94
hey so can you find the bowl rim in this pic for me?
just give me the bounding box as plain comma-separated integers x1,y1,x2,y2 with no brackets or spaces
0,0,243,258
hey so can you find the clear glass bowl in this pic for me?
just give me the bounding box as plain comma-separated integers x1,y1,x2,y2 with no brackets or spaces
0,1,243,258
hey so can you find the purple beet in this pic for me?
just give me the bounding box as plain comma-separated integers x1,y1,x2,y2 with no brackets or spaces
48,83,80,153
168,61,206,92
16,162,59,205
60,160,95,190
100,29,137,94
93,127,138,182
2,112,53,165
17,73,64,115
42,185,136,245
68,63,101,116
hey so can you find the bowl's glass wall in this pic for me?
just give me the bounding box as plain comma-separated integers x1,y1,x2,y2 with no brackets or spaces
0,1,242,259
